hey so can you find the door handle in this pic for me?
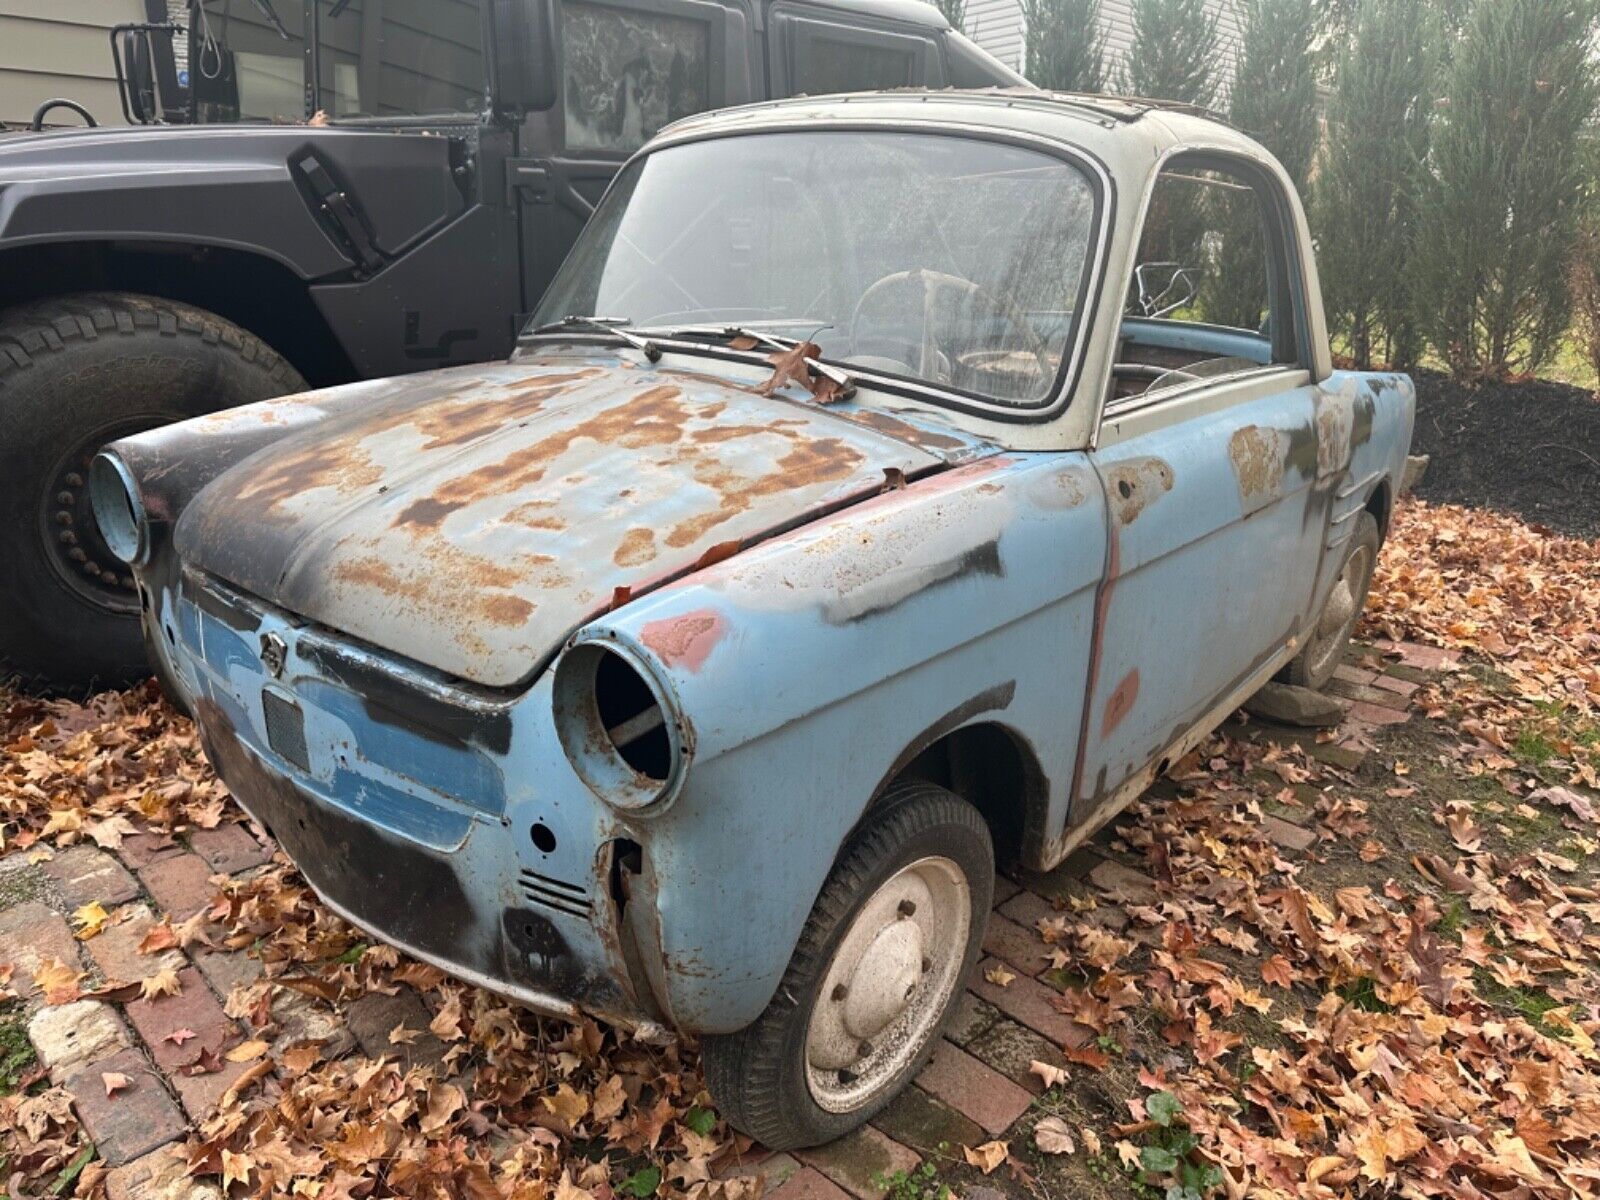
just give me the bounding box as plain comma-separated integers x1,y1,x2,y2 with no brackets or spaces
506,158,552,205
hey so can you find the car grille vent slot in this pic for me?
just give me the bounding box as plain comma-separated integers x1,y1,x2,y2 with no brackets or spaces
262,689,310,773
518,869,590,919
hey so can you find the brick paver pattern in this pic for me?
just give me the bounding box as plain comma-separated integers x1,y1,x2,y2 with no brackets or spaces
8,643,1433,1193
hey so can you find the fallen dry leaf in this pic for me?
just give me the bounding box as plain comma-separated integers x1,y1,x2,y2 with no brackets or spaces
962,1140,1008,1174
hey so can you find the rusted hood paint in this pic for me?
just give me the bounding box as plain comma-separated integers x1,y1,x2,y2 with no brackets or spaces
174,358,943,688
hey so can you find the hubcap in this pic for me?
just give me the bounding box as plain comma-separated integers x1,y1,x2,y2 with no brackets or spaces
805,857,969,1113
1305,540,1373,682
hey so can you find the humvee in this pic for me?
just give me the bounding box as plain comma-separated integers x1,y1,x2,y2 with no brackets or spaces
0,0,1019,688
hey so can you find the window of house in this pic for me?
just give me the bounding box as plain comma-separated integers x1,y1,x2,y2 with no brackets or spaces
560,0,712,152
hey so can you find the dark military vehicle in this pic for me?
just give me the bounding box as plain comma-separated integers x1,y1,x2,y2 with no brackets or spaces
0,0,1020,690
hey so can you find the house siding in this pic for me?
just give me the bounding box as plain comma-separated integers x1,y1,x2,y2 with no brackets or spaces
0,1,145,128
960,0,1243,104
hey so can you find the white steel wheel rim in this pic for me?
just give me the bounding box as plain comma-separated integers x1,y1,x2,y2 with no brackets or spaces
804,855,970,1114
1307,540,1374,681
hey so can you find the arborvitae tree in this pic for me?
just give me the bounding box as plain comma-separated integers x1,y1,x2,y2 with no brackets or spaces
1415,0,1600,379
1231,0,1321,191
1120,0,1221,108
1314,0,1433,369
1203,0,1319,330
1022,0,1108,93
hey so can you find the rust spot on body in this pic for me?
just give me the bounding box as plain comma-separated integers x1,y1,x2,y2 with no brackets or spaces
839,408,969,453
1102,668,1140,737
664,436,864,548
614,527,657,568
1104,457,1174,524
1228,425,1286,500
640,610,727,672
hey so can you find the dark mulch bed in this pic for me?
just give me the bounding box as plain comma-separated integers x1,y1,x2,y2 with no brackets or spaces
1410,368,1600,540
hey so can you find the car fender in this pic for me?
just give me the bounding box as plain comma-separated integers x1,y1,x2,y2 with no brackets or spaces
572,452,1110,1032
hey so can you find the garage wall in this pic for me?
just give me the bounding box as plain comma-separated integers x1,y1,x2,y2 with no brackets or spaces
0,0,146,129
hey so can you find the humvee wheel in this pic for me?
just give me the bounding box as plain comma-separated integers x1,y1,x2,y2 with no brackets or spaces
703,782,993,1149
0,293,305,692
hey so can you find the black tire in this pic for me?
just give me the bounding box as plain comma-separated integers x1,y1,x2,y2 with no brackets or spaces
1282,510,1382,691
703,782,993,1149
0,293,305,692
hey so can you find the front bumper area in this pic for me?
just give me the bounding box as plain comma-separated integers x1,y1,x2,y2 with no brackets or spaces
167,569,659,1031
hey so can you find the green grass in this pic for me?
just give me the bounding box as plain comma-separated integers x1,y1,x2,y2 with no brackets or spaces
0,1003,38,1096
1474,969,1566,1037
1337,977,1395,1014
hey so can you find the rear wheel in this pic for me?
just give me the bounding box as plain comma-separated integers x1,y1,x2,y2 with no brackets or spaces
0,293,305,691
1282,510,1381,691
703,783,993,1149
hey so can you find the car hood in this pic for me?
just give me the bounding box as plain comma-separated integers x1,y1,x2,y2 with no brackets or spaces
175,357,950,688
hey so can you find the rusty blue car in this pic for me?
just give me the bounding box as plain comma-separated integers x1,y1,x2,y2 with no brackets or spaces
91,90,1414,1147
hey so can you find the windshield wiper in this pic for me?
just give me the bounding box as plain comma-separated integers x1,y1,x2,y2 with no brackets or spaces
530,316,662,362
642,324,856,394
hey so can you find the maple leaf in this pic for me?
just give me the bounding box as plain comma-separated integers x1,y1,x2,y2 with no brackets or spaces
72,901,109,940
137,923,178,954
1033,1116,1075,1155
101,1071,132,1097
962,1140,1008,1174
32,957,82,1005
224,1038,269,1063
139,966,183,1000
164,1028,197,1046
543,1083,591,1127
984,964,1016,988
1064,1044,1110,1070
755,341,824,397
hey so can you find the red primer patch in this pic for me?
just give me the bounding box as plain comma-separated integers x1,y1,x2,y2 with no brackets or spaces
640,610,727,673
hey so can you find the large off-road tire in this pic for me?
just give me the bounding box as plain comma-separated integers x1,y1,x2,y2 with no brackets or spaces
1282,510,1382,691
703,783,993,1149
0,293,305,691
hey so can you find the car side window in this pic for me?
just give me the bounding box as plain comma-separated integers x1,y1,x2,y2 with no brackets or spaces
770,12,938,96
1112,155,1302,405
560,0,715,153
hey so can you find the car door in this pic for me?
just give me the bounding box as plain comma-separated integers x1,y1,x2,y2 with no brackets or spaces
765,2,946,97
1070,153,1329,830
514,0,759,312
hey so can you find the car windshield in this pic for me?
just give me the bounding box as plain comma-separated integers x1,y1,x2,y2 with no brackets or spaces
533,131,1101,408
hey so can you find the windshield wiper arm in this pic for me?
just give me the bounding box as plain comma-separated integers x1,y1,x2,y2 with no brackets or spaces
643,324,856,393
530,315,662,362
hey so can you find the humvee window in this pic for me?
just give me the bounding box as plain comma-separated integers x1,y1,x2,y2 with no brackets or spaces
561,0,712,152
793,37,914,94
316,0,488,118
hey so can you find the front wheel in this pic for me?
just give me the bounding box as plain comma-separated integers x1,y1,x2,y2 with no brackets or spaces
0,293,305,691
703,783,993,1149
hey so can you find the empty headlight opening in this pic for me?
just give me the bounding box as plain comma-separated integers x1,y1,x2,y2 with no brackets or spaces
554,641,686,812
595,649,671,780
88,452,147,565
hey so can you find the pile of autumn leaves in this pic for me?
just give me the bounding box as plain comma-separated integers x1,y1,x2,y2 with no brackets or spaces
0,498,1598,1200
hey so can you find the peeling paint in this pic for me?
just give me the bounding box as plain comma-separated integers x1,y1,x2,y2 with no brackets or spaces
1101,668,1139,737
1104,457,1174,524
1228,424,1288,502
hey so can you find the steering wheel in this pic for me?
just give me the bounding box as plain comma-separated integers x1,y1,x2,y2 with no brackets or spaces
848,269,1053,388
30,99,98,132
